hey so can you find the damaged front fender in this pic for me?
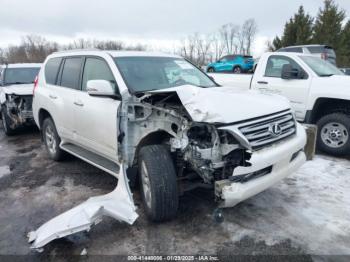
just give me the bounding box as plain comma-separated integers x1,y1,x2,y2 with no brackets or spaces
28,164,138,250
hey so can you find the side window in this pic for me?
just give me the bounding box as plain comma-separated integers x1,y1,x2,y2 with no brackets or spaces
82,58,117,92
45,57,62,85
285,47,303,53
0,69,3,85
60,57,83,89
265,55,305,78
220,56,228,62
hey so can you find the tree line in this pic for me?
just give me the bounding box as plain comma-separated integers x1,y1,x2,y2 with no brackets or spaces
0,19,258,68
0,35,146,64
268,0,350,67
178,19,258,66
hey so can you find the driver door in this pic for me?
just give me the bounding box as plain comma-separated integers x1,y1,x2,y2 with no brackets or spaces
73,57,120,162
252,55,311,121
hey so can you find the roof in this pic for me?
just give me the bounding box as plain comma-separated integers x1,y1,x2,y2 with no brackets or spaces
281,44,333,48
1,63,42,69
264,51,313,57
48,49,181,59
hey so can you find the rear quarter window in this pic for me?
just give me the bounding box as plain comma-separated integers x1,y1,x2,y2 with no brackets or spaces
285,47,303,53
45,58,62,85
60,57,83,89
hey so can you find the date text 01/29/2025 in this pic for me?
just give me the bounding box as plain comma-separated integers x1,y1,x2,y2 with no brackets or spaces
127,255,219,261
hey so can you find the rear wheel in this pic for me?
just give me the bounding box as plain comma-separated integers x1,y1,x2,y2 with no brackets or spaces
42,117,66,161
1,106,15,136
207,67,215,73
317,113,350,156
233,66,242,74
138,145,178,222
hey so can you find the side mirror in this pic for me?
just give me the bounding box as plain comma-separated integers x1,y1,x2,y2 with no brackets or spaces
86,80,120,99
281,64,300,80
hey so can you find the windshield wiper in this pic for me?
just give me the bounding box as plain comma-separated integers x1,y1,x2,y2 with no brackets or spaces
5,82,32,85
319,74,334,77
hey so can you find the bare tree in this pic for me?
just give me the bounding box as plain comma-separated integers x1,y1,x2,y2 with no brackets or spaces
220,23,239,54
241,19,258,55
210,32,225,61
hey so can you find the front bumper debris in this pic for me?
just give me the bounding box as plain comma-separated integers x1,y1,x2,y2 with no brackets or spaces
216,123,307,208
28,164,138,250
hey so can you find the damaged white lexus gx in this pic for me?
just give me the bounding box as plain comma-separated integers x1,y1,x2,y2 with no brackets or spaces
29,50,307,249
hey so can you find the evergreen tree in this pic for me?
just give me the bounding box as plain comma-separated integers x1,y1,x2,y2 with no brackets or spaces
338,21,350,67
270,6,313,50
313,0,345,50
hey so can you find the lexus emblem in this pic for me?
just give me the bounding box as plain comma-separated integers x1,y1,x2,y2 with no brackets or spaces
269,123,282,137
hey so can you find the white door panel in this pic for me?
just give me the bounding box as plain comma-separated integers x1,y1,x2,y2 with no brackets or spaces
252,55,311,120
73,92,119,162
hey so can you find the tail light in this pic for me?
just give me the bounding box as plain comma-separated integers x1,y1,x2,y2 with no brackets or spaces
33,75,39,95
321,52,328,60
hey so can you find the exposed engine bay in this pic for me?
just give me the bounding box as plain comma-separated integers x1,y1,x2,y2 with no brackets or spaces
119,92,252,195
1,94,34,128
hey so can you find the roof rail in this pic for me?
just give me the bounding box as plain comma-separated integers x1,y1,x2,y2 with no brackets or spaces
53,48,101,54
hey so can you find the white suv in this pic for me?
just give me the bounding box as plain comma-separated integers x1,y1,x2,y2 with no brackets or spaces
0,63,41,135
31,50,306,246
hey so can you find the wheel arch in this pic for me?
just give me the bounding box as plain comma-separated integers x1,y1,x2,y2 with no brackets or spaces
131,130,174,166
308,97,350,124
38,108,53,129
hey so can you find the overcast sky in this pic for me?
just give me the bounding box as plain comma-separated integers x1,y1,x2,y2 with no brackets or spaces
1,0,350,56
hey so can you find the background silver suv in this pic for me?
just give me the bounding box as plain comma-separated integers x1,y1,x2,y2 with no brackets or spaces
277,45,337,65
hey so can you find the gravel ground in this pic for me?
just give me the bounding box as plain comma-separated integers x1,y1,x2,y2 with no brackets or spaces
0,123,349,261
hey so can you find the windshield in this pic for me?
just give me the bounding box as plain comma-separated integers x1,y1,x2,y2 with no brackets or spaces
300,56,343,76
114,56,217,92
4,68,40,85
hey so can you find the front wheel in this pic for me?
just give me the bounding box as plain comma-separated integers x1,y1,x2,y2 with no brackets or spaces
207,67,215,73
317,113,350,156
42,118,66,161
138,145,178,222
233,66,242,74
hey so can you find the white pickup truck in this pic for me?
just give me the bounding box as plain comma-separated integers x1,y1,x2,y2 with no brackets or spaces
210,52,350,156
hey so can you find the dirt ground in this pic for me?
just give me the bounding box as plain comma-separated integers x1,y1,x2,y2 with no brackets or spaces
0,123,349,261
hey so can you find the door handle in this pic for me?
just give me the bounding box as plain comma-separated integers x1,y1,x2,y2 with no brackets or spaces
49,94,57,99
74,101,84,107
257,81,268,85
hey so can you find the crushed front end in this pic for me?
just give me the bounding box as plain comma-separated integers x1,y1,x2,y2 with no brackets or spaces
2,94,34,129
214,110,307,207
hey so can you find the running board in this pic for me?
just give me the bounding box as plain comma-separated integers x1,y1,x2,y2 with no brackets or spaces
60,143,119,178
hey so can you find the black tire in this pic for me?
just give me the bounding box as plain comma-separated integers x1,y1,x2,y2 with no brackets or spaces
1,106,16,136
207,67,215,73
316,113,350,156
233,66,242,74
42,117,66,161
138,145,178,222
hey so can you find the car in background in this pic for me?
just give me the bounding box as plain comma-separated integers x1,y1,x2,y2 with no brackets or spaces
276,45,337,65
207,55,254,73
340,68,350,75
0,63,41,135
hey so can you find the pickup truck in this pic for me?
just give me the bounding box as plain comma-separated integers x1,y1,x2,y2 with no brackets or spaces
210,52,350,156
29,50,306,249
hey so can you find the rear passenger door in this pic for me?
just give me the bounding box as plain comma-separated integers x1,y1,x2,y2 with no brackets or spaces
44,57,83,140
73,57,120,162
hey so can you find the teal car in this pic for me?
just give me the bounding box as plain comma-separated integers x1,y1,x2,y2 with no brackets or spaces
207,55,254,73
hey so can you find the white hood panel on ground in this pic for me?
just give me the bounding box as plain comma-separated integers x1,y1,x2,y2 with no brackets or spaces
149,85,290,123
1,84,34,96
28,164,138,249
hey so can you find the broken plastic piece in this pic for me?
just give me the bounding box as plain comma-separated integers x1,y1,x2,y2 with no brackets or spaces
28,164,138,249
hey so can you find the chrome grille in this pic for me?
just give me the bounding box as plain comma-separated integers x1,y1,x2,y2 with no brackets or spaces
238,110,296,150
